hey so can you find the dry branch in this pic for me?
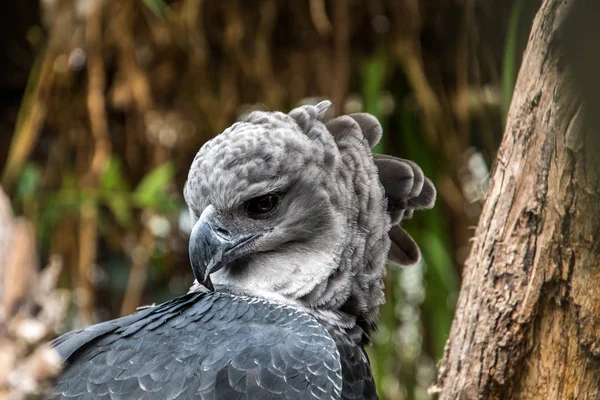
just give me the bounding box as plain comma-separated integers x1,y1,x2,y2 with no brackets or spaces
0,188,68,399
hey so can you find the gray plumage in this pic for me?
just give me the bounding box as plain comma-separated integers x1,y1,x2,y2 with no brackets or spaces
48,101,435,399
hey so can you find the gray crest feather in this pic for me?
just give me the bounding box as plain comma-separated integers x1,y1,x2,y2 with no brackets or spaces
325,113,382,149
388,225,421,266
372,156,415,201
315,100,332,118
347,113,383,148
372,154,436,266
409,177,436,210
325,116,362,144
324,116,436,268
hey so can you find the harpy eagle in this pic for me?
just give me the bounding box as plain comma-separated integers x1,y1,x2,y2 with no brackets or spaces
48,101,435,399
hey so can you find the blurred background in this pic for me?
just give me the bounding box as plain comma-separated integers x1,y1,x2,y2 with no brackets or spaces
0,0,542,398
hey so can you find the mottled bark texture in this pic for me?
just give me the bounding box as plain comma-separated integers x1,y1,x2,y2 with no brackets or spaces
436,0,600,398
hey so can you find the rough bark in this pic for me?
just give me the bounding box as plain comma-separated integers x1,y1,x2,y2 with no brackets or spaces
436,0,600,398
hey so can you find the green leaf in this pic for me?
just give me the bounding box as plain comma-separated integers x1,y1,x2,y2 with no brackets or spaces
502,0,526,118
395,95,458,361
16,162,41,201
102,192,132,225
100,157,130,191
39,193,67,245
133,162,176,210
61,168,78,189
143,0,170,20
421,229,458,358
154,193,182,215
361,53,388,154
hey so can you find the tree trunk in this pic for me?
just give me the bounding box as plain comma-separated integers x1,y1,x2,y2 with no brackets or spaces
435,0,600,398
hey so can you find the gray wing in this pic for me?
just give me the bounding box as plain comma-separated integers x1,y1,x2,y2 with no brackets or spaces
337,340,378,400
322,326,377,400
48,292,343,400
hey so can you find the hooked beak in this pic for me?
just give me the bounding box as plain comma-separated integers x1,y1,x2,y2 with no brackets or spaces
189,206,261,291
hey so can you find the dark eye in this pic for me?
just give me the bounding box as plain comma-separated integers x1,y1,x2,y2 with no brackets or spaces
246,193,279,216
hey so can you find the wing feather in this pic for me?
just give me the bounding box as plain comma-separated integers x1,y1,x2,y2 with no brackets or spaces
48,292,343,400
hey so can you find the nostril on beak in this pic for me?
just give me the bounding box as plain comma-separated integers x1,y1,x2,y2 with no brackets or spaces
212,224,230,239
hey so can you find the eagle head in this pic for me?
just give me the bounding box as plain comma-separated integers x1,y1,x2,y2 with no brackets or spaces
184,101,435,333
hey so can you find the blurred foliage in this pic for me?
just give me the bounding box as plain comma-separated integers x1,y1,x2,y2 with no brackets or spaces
0,0,541,398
